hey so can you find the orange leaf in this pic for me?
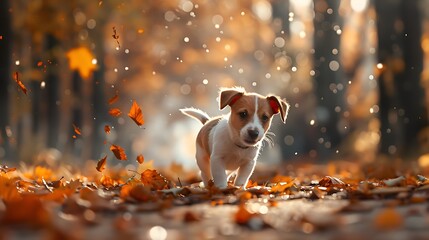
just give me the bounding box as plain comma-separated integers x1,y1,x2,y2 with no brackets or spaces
66,47,97,80
235,204,256,225
373,207,403,230
72,124,81,135
128,100,144,126
0,165,16,174
96,156,107,172
136,154,144,164
108,94,119,105
100,175,114,188
13,72,27,95
109,108,122,117
110,144,127,160
104,125,111,134
140,169,168,190
270,181,295,193
1,195,51,227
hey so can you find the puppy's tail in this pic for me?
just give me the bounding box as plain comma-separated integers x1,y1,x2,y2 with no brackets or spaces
180,108,210,124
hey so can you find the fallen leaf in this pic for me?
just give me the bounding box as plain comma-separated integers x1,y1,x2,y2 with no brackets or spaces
140,169,168,190
319,176,346,188
33,166,54,182
96,156,107,172
383,176,406,187
0,165,16,174
109,108,122,117
110,144,127,160
100,175,115,188
104,125,111,134
0,195,51,228
72,124,82,135
183,211,200,222
0,176,21,201
270,181,295,193
270,175,294,183
128,184,154,202
108,94,119,105
13,72,27,95
128,100,144,126
66,47,97,80
136,154,144,164
373,207,403,230
235,204,256,225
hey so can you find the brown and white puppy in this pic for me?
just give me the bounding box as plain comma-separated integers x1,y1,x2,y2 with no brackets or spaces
181,87,289,188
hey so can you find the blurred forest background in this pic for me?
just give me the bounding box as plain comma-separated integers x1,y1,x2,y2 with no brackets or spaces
1,0,429,170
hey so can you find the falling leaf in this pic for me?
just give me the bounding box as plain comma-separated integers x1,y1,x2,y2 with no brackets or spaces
128,100,144,126
112,27,120,49
108,94,119,105
13,72,27,95
136,154,144,164
109,108,122,117
104,125,111,134
72,124,82,135
66,47,97,80
110,144,127,160
96,156,107,172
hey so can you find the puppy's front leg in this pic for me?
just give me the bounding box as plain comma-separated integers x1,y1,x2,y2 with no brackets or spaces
210,156,228,188
234,160,256,188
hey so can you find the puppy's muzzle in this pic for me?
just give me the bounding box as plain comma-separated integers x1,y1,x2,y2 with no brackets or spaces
247,129,259,140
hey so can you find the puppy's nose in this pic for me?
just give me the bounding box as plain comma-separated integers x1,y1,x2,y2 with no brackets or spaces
247,129,259,140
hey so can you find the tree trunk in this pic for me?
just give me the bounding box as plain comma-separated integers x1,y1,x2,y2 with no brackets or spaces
0,0,12,161
375,0,427,158
45,34,60,149
313,0,346,160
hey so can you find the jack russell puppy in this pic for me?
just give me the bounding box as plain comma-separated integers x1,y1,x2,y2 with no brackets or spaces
181,87,289,188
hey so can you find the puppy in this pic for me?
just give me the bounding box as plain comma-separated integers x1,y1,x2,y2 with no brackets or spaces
181,87,289,188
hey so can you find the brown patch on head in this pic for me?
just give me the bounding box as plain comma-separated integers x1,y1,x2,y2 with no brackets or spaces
266,95,290,123
228,94,257,133
257,96,277,132
219,87,245,110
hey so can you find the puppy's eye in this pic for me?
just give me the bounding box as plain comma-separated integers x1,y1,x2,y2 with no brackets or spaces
261,114,269,122
239,111,248,119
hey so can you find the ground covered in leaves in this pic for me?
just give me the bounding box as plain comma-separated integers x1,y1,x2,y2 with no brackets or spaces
2,159,429,240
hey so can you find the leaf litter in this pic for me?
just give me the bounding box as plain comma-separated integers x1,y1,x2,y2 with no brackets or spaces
2,85,429,239
2,160,429,239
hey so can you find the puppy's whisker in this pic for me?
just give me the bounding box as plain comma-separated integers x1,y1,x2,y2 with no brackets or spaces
263,133,275,148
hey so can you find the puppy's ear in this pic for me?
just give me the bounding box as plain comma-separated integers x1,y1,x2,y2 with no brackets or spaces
219,87,245,110
267,95,290,123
